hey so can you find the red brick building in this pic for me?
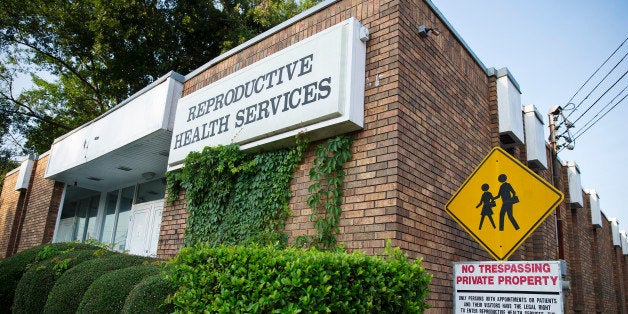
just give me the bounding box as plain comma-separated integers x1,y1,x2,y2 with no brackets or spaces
1,0,626,312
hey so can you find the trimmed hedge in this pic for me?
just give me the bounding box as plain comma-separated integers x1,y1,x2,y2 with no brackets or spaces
12,248,112,314
77,264,163,313
44,253,154,314
0,246,47,314
166,244,433,313
0,242,100,313
121,274,177,314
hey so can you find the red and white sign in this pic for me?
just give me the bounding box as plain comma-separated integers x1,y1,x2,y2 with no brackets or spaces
454,261,563,314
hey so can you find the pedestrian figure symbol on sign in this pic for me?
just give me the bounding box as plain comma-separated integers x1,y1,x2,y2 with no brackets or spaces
493,174,520,231
476,174,521,232
476,183,496,230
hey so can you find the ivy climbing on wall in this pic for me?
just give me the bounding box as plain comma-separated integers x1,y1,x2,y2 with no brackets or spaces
304,135,353,250
166,136,308,247
166,134,353,250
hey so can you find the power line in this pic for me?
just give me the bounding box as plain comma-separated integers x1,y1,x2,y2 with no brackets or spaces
563,36,628,118
571,85,628,138
561,68,628,135
563,50,628,123
573,92,627,141
554,37,628,150
558,91,628,153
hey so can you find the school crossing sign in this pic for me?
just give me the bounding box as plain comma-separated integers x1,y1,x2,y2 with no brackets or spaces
445,147,564,261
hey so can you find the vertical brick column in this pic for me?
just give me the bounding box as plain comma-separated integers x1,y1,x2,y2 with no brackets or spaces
0,171,25,258
624,257,628,308
596,217,620,312
591,226,603,313
15,155,64,253
613,246,626,313
157,189,187,259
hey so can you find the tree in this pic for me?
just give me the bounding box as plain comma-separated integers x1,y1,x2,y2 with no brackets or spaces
0,0,319,173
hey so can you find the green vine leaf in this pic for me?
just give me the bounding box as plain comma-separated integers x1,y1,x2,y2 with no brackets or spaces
305,135,353,250
164,135,309,247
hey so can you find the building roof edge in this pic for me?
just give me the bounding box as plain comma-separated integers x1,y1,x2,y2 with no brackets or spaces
424,0,489,75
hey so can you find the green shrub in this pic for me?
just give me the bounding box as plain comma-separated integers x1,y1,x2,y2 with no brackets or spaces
122,274,177,314
166,244,433,313
12,248,111,314
0,242,100,313
0,247,44,314
77,264,162,313
44,254,154,314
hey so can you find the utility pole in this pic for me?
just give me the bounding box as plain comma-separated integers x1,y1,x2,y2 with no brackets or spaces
548,107,560,155
548,105,563,259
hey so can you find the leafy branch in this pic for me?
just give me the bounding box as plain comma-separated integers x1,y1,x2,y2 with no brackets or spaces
1,33,104,107
0,66,72,131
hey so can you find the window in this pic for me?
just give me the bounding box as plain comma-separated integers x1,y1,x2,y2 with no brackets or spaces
55,186,100,243
100,191,119,244
56,201,78,242
56,179,165,252
83,196,100,240
99,186,134,250
113,186,134,250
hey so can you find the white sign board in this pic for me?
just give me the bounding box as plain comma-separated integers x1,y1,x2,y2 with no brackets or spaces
454,261,563,314
168,17,366,169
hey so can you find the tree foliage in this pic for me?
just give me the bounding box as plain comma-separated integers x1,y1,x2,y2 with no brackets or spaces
0,0,319,165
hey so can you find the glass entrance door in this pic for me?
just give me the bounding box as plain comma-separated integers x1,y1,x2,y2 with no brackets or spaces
126,199,164,257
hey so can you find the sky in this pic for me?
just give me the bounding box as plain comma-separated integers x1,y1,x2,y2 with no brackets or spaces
429,1,628,231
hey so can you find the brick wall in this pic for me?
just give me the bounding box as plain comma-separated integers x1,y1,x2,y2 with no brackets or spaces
625,257,628,310
591,223,603,313
157,189,187,258
554,162,628,314
284,0,405,257
154,0,628,311
0,0,624,311
159,0,504,309
562,169,595,313
0,171,23,258
596,214,620,312
0,155,63,258
613,245,626,313
160,0,408,258
394,1,494,308
555,163,573,312
16,154,64,253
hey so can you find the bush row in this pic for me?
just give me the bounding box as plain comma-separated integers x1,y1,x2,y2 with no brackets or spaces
13,248,114,314
166,243,433,313
44,253,156,313
0,242,98,313
0,243,174,314
2,242,433,313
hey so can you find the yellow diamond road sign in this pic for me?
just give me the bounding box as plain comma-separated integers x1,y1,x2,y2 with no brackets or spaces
445,147,564,261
